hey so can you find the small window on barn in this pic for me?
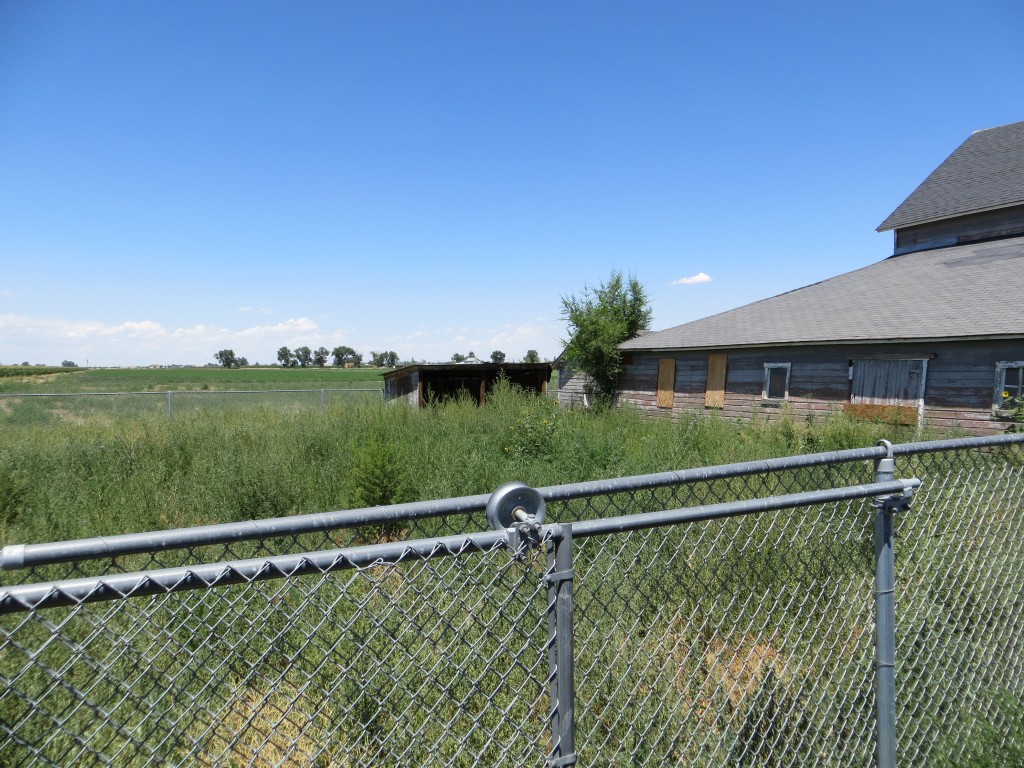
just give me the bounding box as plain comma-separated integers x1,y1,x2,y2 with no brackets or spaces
995,361,1024,410
762,363,791,401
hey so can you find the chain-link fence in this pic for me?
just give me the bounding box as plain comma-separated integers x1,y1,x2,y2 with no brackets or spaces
0,388,384,427
1,433,1022,766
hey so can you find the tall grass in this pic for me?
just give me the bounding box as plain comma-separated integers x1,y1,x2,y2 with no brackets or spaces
0,382,927,547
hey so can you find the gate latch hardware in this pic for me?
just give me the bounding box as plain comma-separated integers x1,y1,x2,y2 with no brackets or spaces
486,481,546,551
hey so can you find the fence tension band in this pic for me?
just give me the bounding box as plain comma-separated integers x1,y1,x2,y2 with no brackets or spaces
545,752,578,767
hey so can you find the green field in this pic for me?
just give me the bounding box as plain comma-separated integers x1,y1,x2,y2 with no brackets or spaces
0,365,385,393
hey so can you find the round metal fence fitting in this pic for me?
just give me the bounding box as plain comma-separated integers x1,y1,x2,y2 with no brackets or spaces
485,481,546,531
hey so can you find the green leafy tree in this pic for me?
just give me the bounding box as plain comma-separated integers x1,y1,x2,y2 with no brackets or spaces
451,353,467,363
294,346,313,367
370,350,398,367
312,346,330,367
237,356,249,368
560,270,652,406
490,350,506,364
523,350,541,364
61,360,78,368
213,349,238,368
332,345,362,367
276,346,296,367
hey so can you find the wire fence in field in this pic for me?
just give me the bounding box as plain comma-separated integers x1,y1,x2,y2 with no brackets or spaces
0,433,1022,766
0,388,384,426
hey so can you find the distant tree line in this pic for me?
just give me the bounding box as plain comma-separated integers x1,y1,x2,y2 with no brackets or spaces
214,346,545,369
450,350,542,364
212,346,403,368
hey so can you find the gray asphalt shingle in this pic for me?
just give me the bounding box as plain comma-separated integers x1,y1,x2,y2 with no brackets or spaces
620,236,1024,351
878,120,1024,231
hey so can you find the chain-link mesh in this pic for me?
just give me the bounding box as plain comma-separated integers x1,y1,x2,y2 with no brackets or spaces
570,496,879,767
892,441,1024,764
1,435,1022,765
0,389,383,427
0,539,554,767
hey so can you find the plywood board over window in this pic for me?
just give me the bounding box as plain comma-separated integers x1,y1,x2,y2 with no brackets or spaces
845,358,927,425
705,354,727,408
657,358,675,409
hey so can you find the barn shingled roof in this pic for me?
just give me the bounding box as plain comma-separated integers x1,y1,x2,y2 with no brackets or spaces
619,236,1024,352
877,120,1024,232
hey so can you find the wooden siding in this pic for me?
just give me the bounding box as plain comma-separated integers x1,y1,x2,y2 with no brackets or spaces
616,340,1024,435
895,204,1024,254
844,403,919,426
557,364,590,408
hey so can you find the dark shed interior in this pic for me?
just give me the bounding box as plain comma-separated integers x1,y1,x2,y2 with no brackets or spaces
383,363,552,406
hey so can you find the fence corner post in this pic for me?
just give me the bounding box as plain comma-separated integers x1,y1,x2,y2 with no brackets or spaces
546,524,576,768
873,440,897,768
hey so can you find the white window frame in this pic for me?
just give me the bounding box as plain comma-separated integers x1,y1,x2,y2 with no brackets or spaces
994,361,1024,412
762,363,791,401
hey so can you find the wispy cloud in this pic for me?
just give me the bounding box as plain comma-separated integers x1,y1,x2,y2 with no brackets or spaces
671,272,712,286
237,306,274,315
0,314,325,366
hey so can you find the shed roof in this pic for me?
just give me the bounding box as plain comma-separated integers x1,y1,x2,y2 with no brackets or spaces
381,362,552,380
620,235,1024,352
878,120,1024,231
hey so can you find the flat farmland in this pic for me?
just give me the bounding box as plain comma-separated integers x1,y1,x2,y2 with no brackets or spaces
0,366,385,394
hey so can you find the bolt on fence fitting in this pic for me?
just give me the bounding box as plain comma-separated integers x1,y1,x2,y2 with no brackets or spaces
486,481,547,552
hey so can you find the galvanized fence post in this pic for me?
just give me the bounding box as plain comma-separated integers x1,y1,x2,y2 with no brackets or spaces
167,390,173,420
873,440,898,768
546,523,576,768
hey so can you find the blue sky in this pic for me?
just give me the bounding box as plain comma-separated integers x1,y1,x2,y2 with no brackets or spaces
2,1,1022,367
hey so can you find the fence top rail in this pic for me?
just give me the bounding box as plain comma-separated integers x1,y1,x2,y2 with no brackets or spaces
0,492,496,570
2,433,1020,572
889,432,1024,455
0,479,916,615
0,388,383,397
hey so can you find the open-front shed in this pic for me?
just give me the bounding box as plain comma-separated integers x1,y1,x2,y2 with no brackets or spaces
383,362,553,406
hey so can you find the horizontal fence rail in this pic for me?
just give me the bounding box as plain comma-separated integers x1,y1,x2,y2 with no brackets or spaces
0,433,1022,766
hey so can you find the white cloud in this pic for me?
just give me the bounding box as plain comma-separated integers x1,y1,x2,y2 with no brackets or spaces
0,313,329,367
0,310,565,367
671,272,713,285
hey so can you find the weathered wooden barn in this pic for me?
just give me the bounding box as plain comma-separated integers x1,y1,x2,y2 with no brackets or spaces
609,120,1024,434
384,362,553,406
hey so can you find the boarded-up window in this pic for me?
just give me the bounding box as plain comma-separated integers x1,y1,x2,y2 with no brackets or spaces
846,358,927,425
657,358,675,409
705,354,727,408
